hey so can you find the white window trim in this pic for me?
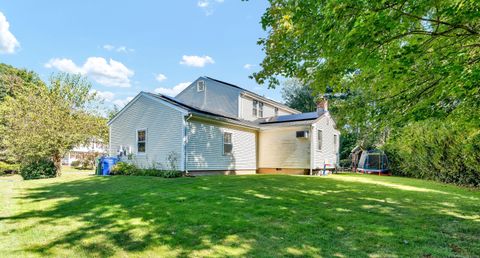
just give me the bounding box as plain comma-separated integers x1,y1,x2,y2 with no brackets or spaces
317,129,322,151
136,128,147,155
252,100,258,117
258,102,264,118
223,131,233,156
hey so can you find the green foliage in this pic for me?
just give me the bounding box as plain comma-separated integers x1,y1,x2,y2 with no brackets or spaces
20,159,57,180
110,161,182,178
70,160,81,168
254,1,479,128
339,132,358,160
0,161,19,174
254,0,480,184
107,105,121,121
0,63,44,102
384,120,480,187
0,72,108,175
110,162,139,176
76,152,101,170
281,79,316,112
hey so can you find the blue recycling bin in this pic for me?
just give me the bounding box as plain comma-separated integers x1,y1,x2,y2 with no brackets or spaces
101,157,118,176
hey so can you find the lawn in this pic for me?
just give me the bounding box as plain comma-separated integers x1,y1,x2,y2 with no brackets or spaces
0,173,479,257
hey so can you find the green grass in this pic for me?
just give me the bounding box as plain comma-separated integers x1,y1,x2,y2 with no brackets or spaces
61,165,95,173
0,173,479,257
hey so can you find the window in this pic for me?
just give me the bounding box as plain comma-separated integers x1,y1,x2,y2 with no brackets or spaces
252,100,258,116
223,132,233,155
137,129,146,153
259,102,264,118
274,107,279,116
317,129,322,150
334,134,337,150
197,80,205,92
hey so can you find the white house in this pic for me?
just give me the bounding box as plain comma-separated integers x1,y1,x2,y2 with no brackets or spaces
62,138,106,165
108,76,340,175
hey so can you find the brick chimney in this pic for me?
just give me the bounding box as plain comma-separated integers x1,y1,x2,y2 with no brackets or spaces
316,97,328,114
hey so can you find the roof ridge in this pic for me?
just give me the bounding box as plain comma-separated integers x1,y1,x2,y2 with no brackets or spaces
204,76,300,113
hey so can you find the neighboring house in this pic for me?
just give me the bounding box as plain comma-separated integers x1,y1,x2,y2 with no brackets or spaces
62,139,106,165
108,76,340,175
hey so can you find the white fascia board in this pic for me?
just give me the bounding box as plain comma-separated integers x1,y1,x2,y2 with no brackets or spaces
107,92,188,126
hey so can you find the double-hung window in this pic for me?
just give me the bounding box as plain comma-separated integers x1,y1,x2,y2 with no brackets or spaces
137,129,146,154
274,107,279,116
317,129,323,151
252,100,258,116
223,132,233,155
258,102,264,118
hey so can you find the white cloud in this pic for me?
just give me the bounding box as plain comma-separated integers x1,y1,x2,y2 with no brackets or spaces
243,63,255,69
180,55,214,67
0,12,20,54
45,57,134,87
113,96,134,107
154,82,192,97
90,89,115,102
103,44,134,53
197,0,224,15
197,0,209,8
155,73,167,82
103,44,115,51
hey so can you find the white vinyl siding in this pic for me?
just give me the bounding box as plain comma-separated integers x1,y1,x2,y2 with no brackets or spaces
240,95,295,121
312,115,340,169
186,119,256,171
258,126,311,169
109,94,185,169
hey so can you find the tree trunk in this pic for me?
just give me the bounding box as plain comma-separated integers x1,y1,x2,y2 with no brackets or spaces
53,153,62,177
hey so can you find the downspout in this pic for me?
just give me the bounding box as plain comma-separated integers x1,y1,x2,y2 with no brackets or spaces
310,124,314,176
184,113,193,175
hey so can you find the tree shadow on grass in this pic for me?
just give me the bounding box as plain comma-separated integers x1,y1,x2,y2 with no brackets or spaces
1,174,479,257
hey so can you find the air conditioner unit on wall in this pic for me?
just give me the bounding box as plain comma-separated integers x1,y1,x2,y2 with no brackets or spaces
296,131,309,138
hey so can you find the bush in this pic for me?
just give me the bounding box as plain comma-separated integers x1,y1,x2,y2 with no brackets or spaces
384,120,480,187
0,162,20,175
20,159,57,180
110,162,139,175
339,159,351,168
70,160,81,167
110,161,182,178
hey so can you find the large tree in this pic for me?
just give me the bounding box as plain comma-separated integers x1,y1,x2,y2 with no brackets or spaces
253,0,480,130
252,1,479,184
0,73,108,175
281,78,317,113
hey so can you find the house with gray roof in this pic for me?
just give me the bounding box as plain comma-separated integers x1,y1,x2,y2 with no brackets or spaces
108,76,340,175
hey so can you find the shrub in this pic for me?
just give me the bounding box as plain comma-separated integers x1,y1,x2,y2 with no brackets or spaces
0,162,20,175
384,120,480,187
110,162,139,176
110,161,182,178
70,160,81,167
339,159,351,168
20,159,57,180
162,170,183,178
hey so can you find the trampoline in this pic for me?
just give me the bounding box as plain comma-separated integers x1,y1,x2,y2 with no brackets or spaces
356,149,390,175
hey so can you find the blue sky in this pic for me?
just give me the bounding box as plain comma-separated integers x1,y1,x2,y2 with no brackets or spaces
0,0,285,108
